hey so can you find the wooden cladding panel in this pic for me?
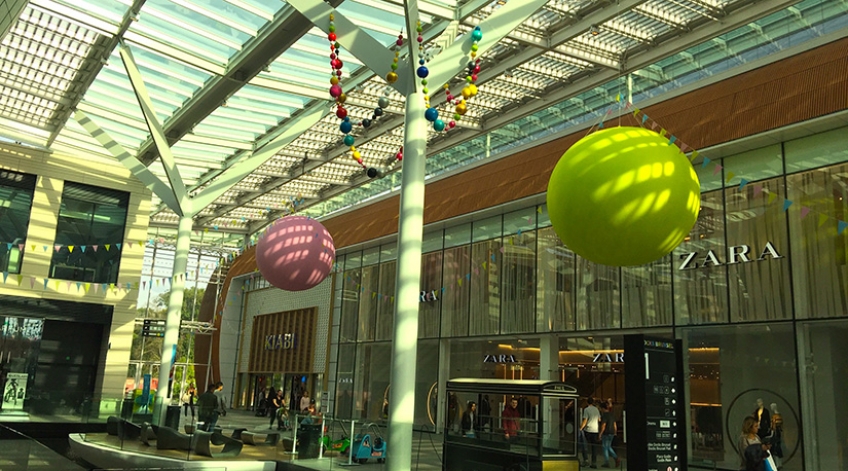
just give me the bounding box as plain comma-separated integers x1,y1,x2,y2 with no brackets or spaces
322,38,848,249
248,307,317,374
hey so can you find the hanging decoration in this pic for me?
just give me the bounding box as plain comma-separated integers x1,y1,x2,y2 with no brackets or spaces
446,25,482,132
326,13,360,167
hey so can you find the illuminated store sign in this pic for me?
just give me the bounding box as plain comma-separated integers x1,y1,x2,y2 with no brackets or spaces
265,333,296,350
484,354,517,363
420,290,439,302
678,241,782,270
593,353,624,363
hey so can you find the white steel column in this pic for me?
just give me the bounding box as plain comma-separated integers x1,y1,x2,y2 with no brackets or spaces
154,214,193,424
387,90,427,471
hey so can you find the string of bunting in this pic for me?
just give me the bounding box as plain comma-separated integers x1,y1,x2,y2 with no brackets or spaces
622,95,848,235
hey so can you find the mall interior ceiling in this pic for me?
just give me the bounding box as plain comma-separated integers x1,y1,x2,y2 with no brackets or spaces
0,0,820,243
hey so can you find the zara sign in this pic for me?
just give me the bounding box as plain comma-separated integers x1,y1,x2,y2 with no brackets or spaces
678,241,782,270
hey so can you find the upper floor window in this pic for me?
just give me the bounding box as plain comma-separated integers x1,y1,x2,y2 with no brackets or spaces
50,182,129,283
0,170,37,274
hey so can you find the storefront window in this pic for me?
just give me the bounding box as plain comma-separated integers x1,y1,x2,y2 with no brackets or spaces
683,324,801,471
786,163,848,319
375,260,396,341
335,344,356,419
502,228,536,334
357,264,379,342
415,340,439,428
674,191,729,325
797,320,848,471
575,257,620,331
621,255,673,328
49,182,129,283
339,268,360,343
470,239,501,335
784,127,848,173
0,170,36,274
352,342,392,422
419,252,442,338
536,227,576,332
725,177,792,322
441,246,470,337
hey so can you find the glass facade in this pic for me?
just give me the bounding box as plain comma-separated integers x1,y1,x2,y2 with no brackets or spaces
326,125,848,469
49,182,129,284
0,170,36,274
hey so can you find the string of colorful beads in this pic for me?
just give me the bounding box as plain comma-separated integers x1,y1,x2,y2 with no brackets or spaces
445,26,482,131
326,14,362,166
415,22,446,132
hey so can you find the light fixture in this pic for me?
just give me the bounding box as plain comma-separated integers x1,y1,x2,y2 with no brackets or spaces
589,25,600,36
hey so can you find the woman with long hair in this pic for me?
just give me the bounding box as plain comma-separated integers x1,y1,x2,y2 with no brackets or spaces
738,416,761,470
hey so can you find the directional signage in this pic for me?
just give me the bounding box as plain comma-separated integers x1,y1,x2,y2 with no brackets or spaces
624,335,686,471
142,319,166,338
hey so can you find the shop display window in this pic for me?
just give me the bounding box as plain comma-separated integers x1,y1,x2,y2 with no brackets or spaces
674,191,729,325
419,252,443,338
441,246,471,337
375,260,396,341
0,170,36,274
49,181,129,284
470,239,501,335
621,254,673,328
339,268,360,343
683,324,801,471
787,163,848,319
575,256,620,331
536,227,576,332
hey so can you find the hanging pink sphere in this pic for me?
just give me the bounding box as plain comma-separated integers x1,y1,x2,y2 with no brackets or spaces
329,84,343,98
332,59,343,70
330,53,336,60
471,74,478,81
336,70,343,77
256,216,336,292
474,65,481,73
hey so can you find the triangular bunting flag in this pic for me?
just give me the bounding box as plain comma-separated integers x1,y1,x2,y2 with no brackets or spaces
30,244,35,252
66,281,72,291
839,221,848,235
659,128,666,137
702,157,711,168
29,276,35,289
110,283,116,291
142,281,147,289
818,213,828,227
768,193,778,204
116,243,122,250
84,283,90,293
668,135,677,145
725,171,735,182
800,207,811,219
68,245,75,253
783,200,793,211
2,272,7,283
139,240,145,247
93,245,98,252
75,282,81,292
753,185,764,196
5,243,11,251
689,150,699,162
105,244,110,251
43,278,48,289
739,179,749,189
42,245,47,252
55,245,61,252
81,245,86,253
641,114,649,124
94,283,100,294
55,280,60,291
102,283,108,292
17,244,23,251
128,242,133,248
16,274,23,286
712,164,723,176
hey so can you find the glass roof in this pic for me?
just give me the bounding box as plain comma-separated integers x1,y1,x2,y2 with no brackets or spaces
0,0,845,245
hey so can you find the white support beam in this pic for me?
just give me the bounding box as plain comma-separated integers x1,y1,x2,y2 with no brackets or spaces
425,0,550,93
191,104,329,211
287,0,414,95
74,110,184,216
119,43,191,215
403,0,422,93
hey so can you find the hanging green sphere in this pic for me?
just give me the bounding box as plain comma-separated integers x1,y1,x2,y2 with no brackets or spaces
433,119,446,132
546,126,701,267
343,135,355,147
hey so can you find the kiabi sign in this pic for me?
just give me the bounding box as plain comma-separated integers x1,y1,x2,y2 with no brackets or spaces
678,242,782,270
265,333,296,350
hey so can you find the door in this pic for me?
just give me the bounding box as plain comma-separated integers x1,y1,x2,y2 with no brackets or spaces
0,316,44,413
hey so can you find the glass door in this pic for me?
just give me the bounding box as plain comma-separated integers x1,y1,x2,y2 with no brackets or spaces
0,316,44,414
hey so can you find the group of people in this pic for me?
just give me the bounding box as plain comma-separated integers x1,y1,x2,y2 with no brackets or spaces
738,399,784,471
256,387,320,430
180,382,227,432
578,397,620,469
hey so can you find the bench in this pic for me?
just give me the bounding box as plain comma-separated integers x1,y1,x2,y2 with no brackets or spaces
116,419,141,441
106,416,120,436
192,429,243,458
140,423,160,446
156,426,194,452
241,430,281,446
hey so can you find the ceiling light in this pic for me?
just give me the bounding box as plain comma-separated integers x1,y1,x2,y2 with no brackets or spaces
589,25,600,36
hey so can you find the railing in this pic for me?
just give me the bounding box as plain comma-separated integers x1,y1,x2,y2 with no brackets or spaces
0,423,87,470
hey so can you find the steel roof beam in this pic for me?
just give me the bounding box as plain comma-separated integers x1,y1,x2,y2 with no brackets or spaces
133,0,345,166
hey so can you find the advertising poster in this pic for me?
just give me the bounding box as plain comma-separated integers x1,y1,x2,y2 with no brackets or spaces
3,373,28,411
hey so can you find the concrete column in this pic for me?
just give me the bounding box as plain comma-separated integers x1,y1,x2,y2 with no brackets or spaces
387,90,427,471
154,214,192,424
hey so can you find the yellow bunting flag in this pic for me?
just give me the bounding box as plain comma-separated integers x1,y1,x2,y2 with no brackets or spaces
768,192,778,204
55,280,60,291
84,283,90,293
31,244,35,251
105,244,110,251
725,171,735,183
457,278,462,287
68,245,75,253
819,213,829,227
139,241,145,248
537,206,542,214
16,274,23,285
659,128,666,137
689,150,699,162
110,283,115,291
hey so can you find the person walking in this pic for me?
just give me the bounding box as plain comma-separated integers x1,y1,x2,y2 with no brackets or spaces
580,397,602,468
738,416,762,471
269,389,284,429
598,401,621,468
300,391,311,413
503,398,521,441
181,384,196,418
196,383,218,432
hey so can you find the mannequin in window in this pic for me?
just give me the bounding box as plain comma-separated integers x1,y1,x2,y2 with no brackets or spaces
770,403,784,469
753,398,771,439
